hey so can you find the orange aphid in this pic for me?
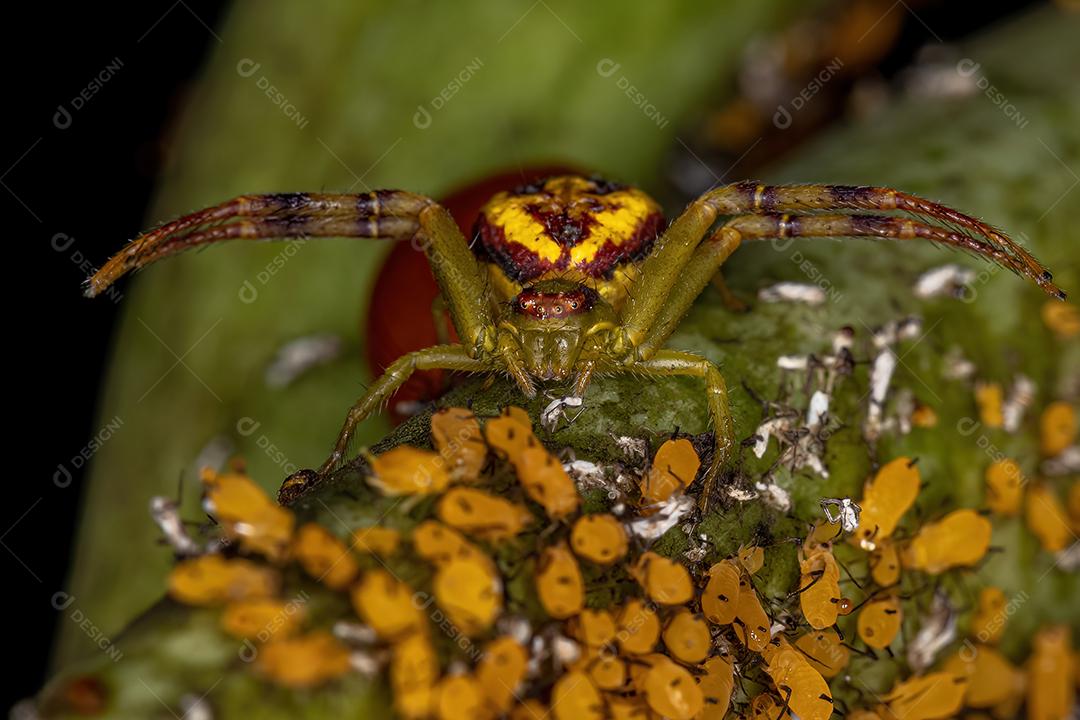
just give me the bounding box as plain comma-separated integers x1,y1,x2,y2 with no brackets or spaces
737,544,766,575
1040,401,1077,457
798,542,842,630
292,523,359,590
911,403,938,428
662,610,712,664
168,555,279,606
746,692,785,720
516,445,580,519
431,407,487,481
350,568,426,640
570,513,628,565
629,552,694,605
437,487,533,540
433,555,502,636
852,457,921,550
1042,299,1080,338
1025,483,1072,553
616,599,661,655
885,672,968,720
902,508,992,573
551,670,604,720
641,655,704,720
484,407,535,461
976,382,1005,429
698,655,735,719
391,633,439,720
761,638,833,720
366,445,450,496
582,651,626,690
476,636,528,714
352,525,401,556
794,627,850,679
432,674,488,720
970,587,1007,644
868,539,901,587
733,577,772,652
985,459,1024,516
412,520,487,567
201,468,294,561
701,559,741,625
570,608,618,647
254,631,351,688
640,438,700,505
535,543,585,619
857,593,902,650
1027,626,1075,720
220,597,303,641
942,644,1025,708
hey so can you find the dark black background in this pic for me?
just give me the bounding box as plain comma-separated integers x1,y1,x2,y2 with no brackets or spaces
4,0,1043,710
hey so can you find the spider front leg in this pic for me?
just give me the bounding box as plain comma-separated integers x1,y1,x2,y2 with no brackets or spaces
319,345,488,474
703,181,1062,298
633,350,735,510
86,191,501,359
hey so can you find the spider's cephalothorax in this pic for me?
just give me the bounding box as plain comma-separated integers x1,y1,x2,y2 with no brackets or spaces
87,174,1063,506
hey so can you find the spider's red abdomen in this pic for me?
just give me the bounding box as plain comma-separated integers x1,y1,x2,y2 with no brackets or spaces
473,175,664,282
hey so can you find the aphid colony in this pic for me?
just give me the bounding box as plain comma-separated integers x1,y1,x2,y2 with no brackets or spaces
163,403,1078,719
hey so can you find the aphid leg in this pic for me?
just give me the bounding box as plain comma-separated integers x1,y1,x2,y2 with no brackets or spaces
627,350,734,510
318,345,487,475
710,272,748,312
703,182,1061,298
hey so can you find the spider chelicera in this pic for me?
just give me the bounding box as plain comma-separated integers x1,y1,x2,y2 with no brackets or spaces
87,175,1062,502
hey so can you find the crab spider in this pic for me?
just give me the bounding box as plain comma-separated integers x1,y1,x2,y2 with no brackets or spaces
87,175,1062,505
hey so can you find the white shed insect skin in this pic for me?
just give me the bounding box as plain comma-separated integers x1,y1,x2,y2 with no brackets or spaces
150,496,203,557
264,333,342,388
629,494,695,540
179,694,213,720
349,651,382,678
820,497,861,533
496,615,533,646
540,394,584,432
332,621,377,646
755,481,792,512
913,264,976,299
907,590,956,673
806,390,830,429
1002,374,1036,432
942,346,977,381
758,281,827,306
1041,446,1080,476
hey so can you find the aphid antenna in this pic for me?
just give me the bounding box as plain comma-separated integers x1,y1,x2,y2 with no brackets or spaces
834,555,866,590
840,640,879,660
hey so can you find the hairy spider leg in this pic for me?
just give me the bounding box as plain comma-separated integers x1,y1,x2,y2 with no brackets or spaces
703,182,1062,298
85,191,499,356
321,345,487,474
725,213,1043,282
